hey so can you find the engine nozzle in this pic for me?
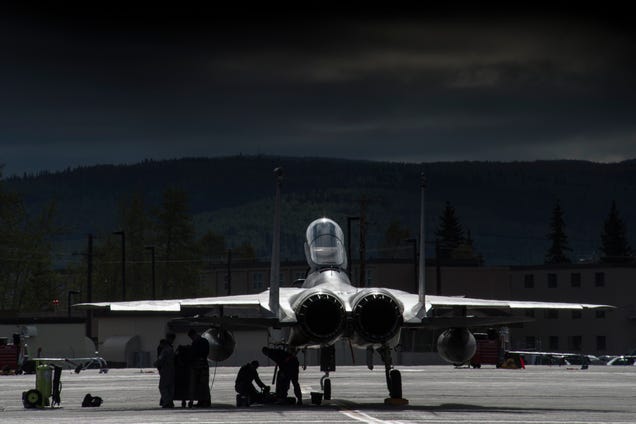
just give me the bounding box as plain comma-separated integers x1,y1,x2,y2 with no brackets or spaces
295,291,346,344
352,291,403,344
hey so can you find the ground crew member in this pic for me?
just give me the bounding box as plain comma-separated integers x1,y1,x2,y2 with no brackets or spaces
154,332,176,408
188,328,211,407
261,346,302,405
235,360,269,404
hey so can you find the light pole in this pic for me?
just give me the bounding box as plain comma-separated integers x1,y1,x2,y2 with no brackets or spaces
226,249,232,295
145,246,156,299
113,231,126,301
68,290,80,317
86,233,93,338
346,216,360,279
404,238,418,293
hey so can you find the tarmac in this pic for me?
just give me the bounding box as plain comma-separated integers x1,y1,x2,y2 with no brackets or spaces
1,364,634,423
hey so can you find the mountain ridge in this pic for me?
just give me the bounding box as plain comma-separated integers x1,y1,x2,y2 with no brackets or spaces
4,155,636,265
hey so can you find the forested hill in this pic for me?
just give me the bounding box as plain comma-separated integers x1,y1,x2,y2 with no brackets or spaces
6,156,636,265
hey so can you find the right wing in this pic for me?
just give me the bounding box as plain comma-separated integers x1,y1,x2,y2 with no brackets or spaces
75,287,304,326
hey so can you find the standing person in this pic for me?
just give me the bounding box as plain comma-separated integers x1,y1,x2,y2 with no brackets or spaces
154,333,176,408
261,347,302,405
235,360,269,405
187,328,211,407
156,339,166,358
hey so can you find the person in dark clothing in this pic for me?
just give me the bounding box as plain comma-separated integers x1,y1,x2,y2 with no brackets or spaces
261,347,302,405
154,333,176,408
235,360,269,405
156,339,167,358
187,328,211,407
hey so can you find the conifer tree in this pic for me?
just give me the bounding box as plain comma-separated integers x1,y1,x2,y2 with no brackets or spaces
155,188,200,297
1,170,60,311
545,200,571,264
121,193,151,300
382,220,410,258
436,201,465,259
600,201,632,262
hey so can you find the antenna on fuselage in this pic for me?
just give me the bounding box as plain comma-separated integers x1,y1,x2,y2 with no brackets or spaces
269,167,283,320
418,172,427,316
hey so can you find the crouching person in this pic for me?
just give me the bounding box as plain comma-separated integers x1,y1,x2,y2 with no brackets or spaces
235,360,269,405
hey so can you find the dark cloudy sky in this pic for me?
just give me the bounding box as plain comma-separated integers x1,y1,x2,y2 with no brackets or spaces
1,6,635,176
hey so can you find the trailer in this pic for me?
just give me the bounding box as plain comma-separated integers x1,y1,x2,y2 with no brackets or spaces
469,330,505,368
0,334,26,374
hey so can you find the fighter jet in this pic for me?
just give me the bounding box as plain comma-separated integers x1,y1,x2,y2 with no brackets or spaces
76,168,612,404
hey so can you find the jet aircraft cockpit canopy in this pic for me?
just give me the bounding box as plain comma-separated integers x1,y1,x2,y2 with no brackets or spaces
304,218,347,270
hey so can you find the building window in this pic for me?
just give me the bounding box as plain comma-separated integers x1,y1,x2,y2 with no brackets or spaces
568,335,582,351
545,310,559,319
572,310,582,319
596,336,606,351
595,310,606,319
595,272,605,287
570,273,581,288
252,272,263,290
525,336,536,349
524,274,534,288
549,336,559,351
547,273,557,288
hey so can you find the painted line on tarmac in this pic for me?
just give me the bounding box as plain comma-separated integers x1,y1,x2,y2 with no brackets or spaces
338,413,634,424
340,410,405,424
85,421,352,424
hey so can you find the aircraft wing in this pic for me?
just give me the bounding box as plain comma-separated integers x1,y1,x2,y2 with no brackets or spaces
75,287,304,325
76,288,613,330
426,294,611,310
31,356,108,372
384,289,614,329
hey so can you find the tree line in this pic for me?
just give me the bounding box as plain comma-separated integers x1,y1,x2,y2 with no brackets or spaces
1,170,258,312
427,199,633,266
0,170,59,311
544,200,632,264
2,160,635,313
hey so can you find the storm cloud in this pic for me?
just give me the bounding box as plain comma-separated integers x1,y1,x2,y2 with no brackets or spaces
1,8,635,175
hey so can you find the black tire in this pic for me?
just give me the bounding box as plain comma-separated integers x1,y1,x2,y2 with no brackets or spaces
323,378,331,400
389,369,402,399
23,389,42,408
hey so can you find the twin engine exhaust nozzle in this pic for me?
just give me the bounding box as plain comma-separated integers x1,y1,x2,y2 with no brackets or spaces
290,288,404,347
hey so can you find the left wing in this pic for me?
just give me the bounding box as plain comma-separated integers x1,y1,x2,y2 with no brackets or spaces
385,289,614,328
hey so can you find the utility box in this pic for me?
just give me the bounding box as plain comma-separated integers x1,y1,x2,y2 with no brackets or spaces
470,330,503,368
0,344,20,371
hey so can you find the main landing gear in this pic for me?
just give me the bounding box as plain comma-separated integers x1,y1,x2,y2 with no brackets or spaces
374,346,407,406
316,344,407,406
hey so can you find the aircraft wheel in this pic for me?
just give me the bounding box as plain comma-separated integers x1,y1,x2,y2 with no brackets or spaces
389,369,402,399
23,389,42,408
323,378,331,400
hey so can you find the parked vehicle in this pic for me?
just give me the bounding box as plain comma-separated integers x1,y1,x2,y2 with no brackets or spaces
606,356,636,366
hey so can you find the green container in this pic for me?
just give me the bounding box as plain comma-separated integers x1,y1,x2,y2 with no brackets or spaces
35,365,52,406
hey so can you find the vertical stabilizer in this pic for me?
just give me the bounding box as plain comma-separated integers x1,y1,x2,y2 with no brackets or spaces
269,167,283,320
418,172,427,316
